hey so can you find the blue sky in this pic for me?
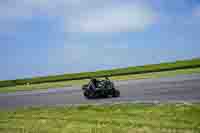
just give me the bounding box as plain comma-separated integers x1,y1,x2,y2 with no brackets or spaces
0,0,200,80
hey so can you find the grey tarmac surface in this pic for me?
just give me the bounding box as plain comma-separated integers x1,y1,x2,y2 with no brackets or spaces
0,74,200,109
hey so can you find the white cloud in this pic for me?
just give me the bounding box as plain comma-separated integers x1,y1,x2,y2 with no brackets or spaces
67,4,157,32
0,0,157,33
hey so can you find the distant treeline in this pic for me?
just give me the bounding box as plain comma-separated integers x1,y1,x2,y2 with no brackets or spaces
1,58,200,88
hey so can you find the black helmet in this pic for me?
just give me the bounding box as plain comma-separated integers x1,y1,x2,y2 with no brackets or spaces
91,78,96,82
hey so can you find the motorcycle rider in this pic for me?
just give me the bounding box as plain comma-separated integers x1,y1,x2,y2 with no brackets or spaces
89,78,97,91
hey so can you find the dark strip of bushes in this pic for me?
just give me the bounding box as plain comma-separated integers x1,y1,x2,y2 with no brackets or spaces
0,58,200,88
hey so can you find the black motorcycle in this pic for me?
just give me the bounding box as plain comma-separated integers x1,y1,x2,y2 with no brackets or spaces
82,77,120,99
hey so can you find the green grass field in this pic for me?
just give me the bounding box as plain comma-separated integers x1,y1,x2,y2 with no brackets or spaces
0,67,200,93
0,58,200,88
0,103,199,133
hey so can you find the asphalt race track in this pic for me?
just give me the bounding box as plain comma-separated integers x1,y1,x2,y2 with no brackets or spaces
0,74,200,109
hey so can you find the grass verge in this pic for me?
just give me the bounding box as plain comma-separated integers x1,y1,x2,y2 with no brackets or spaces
0,67,200,93
0,103,200,133
110,67,200,81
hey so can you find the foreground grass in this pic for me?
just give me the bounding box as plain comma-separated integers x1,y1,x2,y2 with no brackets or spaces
0,104,200,133
0,67,200,93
